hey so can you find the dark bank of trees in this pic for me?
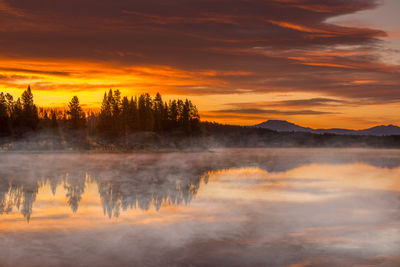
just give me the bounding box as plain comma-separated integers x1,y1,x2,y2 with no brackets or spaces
2,86,400,150
202,122,400,148
96,89,200,138
0,86,201,150
0,86,61,139
0,86,39,137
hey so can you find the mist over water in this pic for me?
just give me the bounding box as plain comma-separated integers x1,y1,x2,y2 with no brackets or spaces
0,148,399,266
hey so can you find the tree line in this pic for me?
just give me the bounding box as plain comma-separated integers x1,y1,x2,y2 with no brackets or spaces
96,89,200,138
3,86,399,150
0,86,201,140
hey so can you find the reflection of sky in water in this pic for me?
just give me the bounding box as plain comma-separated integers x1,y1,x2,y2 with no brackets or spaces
0,149,399,266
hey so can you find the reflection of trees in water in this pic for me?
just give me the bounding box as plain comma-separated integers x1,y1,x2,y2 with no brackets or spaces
0,149,399,221
97,171,202,218
64,173,86,213
0,180,39,222
0,155,208,221
95,162,204,218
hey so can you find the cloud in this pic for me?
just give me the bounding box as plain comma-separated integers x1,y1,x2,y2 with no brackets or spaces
227,98,349,109
0,0,399,114
0,0,25,16
210,108,335,116
273,98,347,107
0,67,71,77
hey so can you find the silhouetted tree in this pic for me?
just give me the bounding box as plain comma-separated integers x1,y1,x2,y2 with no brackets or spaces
168,100,179,130
129,97,139,131
153,93,164,132
21,85,39,131
188,100,201,134
181,99,191,133
67,96,86,129
97,90,113,137
0,87,203,148
112,89,121,117
112,89,123,136
121,96,130,136
138,93,153,131
0,93,11,136
11,98,24,136
162,101,169,130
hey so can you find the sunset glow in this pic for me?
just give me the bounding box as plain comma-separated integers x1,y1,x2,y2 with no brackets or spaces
0,0,399,128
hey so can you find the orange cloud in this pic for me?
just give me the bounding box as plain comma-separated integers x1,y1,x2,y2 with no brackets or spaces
0,58,232,107
0,0,399,128
267,20,328,34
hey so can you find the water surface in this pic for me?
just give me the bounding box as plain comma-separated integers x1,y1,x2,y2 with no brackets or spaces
0,148,399,266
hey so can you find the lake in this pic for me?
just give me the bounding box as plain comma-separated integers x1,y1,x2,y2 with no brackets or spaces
0,148,399,266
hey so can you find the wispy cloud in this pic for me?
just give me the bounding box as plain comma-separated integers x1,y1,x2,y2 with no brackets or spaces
0,0,398,126
210,108,336,116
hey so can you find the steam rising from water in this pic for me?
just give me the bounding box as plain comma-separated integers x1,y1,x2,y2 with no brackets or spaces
0,148,399,266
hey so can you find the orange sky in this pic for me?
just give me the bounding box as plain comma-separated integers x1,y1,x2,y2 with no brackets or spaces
0,0,399,129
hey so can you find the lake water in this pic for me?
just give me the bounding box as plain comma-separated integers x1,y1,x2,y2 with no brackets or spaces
0,148,399,266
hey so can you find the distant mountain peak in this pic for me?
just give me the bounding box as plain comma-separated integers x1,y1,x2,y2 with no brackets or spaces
255,120,400,136
255,120,311,132
256,120,296,126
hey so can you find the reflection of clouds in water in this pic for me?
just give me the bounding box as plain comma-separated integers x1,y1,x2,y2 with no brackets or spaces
1,149,400,221
201,164,400,203
0,149,399,266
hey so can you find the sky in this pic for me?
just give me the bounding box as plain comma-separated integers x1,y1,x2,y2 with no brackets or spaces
0,0,399,129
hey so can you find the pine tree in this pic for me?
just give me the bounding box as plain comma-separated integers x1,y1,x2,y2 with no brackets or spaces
107,89,114,114
112,89,121,118
5,93,13,115
67,96,85,129
188,100,200,134
112,90,122,135
177,99,184,128
169,100,179,129
21,86,39,131
128,96,139,131
11,98,24,136
0,93,11,136
121,96,130,136
138,93,153,131
153,93,164,132
145,93,154,131
181,99,191,133
162,101,169,131
97,91,113,136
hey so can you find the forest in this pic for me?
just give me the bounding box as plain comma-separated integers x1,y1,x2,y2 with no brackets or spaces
1,86,400,151
0,86,201,150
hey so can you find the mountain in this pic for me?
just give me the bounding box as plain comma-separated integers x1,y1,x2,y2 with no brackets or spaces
358,125,400,136
255,120,312,132
255,120,400,136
